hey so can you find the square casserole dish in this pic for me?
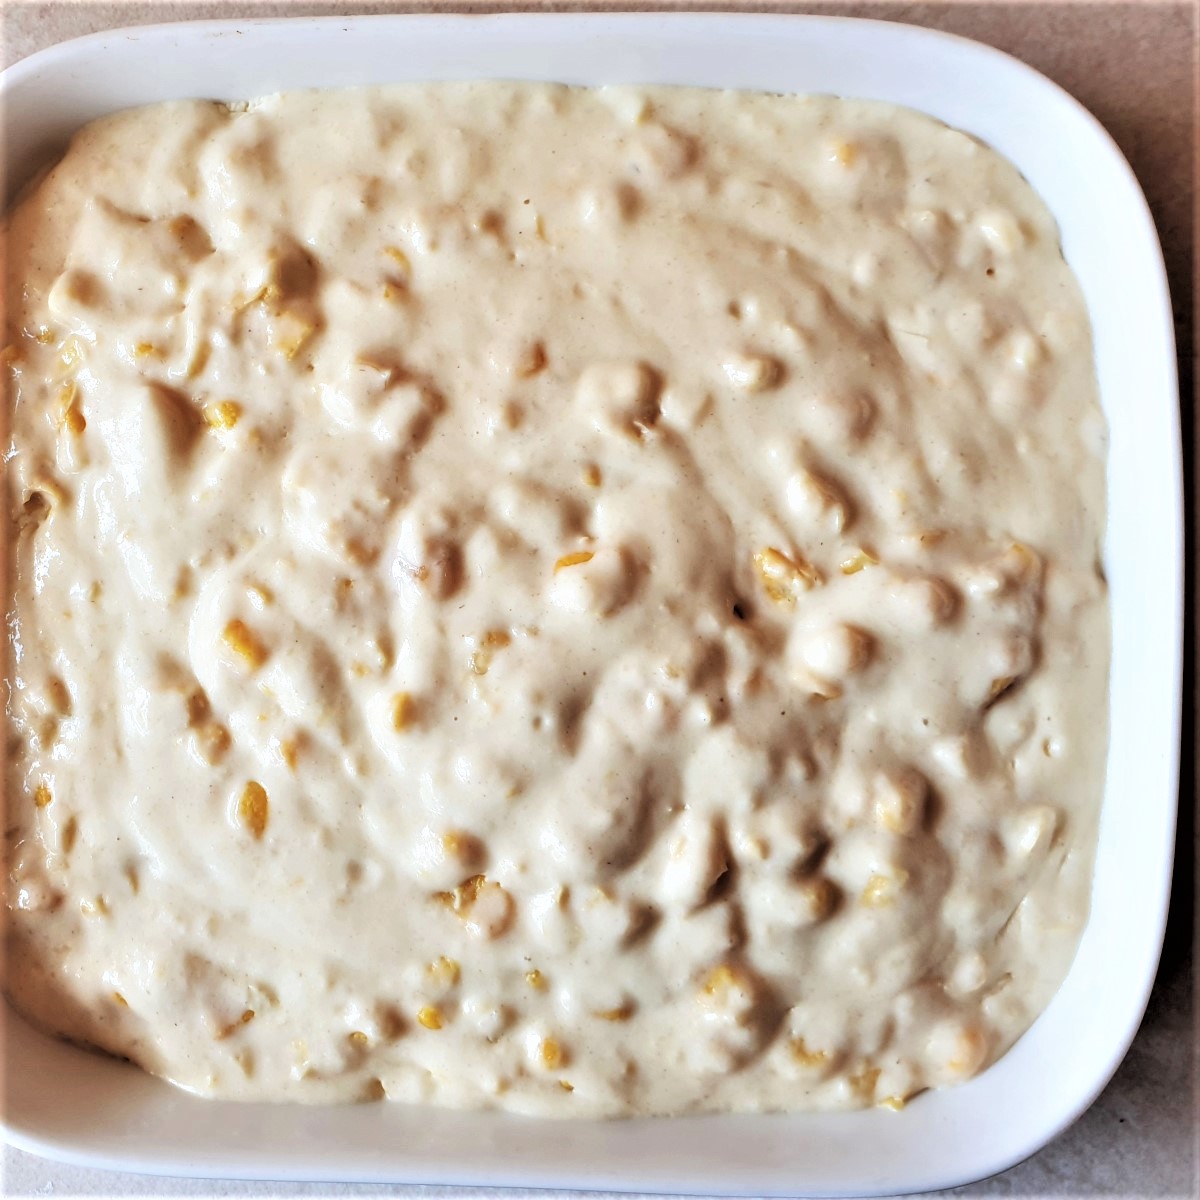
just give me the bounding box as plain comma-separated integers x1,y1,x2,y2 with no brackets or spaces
0,13,1180,1196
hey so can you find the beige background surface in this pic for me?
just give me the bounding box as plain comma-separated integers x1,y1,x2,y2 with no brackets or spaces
1,2,1195,1197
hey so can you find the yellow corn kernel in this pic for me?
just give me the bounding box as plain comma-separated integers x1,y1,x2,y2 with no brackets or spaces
789,1037,829,1068
850,1065,881,1099
383,245,411,276
204,400,242,430
559,1079,574,1092
216,1009,256,1040
34,326,55,344
754,547,820,604
57,380,81,424
593,1002,634,1022
582,464,602,487
879,1095,907,1111
540,1037,564,1069
80,896,109,917
112,991,129,1007
417,1005,444,1031
222,619,268,670
702,964,738,997
947,1026,988,1075
392,691,416,732
196,723,232,764
246,581,274,608
469,630,512,676
427,956,461,986
280,738,300,770
526,969,547,991
988,675,1016,702
34,783,53,808
62,816,78,854
186,341,212,380
830,140,858,167
554,550,594,573
434,873,485,913
134,342,161,359
348,1030,369,1048
64,406,86,435
56,335,82,367
272,315,316,361
860,870,909,907
238,781,269,839
232,284,270,314
840,549,879,575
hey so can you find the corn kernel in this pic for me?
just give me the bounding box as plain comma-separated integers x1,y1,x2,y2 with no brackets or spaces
840,549,879,575
702,964,738,996
392,691,416,732
205,400,242,430
246,582,273,608
134,342,161,359
593,1002,634,1022
850,1064,880,1098
34,326,55,345
348,1030,369,1048
417,1005,444,1030
540,1037,564,1069
196,723,232,764
112,991,128,1007
222,619,269,669
754,547,820,604
62,816,78,854
383,245,411,276
554,550,594,573
526,969,548,991
435,873,484,913
272,314,316,361
80,896,109,917
216,1009,256,1040
790,1037,828,1068
232,284,270,314
57,336,83,369
861,870,908,907
238,781,269,839
34,783,53,808
582,464,602,487
558,1079,574,1092
879,1095,907,1111
830,140,858,167
428,956,462,986
186,342,211,379
469,630,512,676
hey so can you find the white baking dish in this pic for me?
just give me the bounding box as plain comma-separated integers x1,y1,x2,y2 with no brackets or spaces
0,12,1180,1195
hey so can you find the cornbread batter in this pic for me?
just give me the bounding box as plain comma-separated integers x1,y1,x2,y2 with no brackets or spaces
2,83,1108,1114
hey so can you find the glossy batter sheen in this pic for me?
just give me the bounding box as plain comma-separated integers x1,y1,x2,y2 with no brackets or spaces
2,83,1109,1115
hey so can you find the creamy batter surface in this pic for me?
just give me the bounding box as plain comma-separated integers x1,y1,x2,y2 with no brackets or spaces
3,83,1109,1114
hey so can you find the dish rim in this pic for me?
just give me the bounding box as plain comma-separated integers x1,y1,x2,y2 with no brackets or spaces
0,10,1181,1196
